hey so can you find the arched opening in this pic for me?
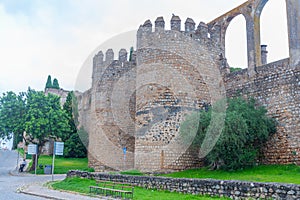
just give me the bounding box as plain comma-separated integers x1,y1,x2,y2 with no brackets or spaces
225,14,248,69
260,1,289,63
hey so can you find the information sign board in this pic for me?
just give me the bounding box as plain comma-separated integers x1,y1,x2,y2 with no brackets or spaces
28,144,37,155
54,142,64,156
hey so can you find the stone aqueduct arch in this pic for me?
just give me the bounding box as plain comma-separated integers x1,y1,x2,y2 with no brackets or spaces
208,0,300,76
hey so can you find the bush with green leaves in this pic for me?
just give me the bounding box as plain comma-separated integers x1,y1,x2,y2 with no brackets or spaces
229,67,242,73
180,97,277,171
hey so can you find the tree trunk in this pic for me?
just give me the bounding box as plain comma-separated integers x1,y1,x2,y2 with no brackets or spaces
29,143,43,171
29,154,40,171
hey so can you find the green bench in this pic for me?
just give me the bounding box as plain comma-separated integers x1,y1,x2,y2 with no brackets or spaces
89,180,134,199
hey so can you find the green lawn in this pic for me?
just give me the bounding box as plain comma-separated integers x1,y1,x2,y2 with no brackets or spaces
162,165,300,185
51,177,229,200
28,155,94,174
28,154,300,185
120,169,145,176
50,164,300,199
16,148,25,156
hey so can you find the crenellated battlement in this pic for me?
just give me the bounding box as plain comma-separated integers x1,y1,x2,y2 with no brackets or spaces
185,18,196,33
105,49,114,63
82,0,300,172
93,48,136,65
92,48,136,87
170,15,181,31
137,15,217,48
155,17,165,31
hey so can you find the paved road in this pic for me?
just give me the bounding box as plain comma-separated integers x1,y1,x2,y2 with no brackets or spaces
0,150,110,200
0,149,52,200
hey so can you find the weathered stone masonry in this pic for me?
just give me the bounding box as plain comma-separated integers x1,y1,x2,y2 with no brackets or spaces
77,0,300,172
225,59,300,164
68,170,300,199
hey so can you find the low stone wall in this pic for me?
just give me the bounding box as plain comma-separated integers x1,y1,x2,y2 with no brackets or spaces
67,170,300,199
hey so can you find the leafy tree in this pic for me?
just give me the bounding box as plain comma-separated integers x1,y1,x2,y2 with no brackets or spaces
24,89,70,170
0,91,26,148
62,92,87,158
45,75,60,89
230,67,242,73
45,75,53,89
52,78,60,89
180,97,276,171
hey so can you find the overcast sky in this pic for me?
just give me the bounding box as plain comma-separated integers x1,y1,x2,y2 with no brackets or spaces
0,0,289,94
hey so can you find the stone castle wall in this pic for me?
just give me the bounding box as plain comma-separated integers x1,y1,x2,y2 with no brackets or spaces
224,59,300,164
134,16,225,171
80,49,137,171
77,0,300,172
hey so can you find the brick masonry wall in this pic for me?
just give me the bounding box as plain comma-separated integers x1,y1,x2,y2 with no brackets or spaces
67,170,300,199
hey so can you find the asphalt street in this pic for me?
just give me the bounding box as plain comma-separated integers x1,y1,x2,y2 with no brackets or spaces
0,149,107,200
0,149,49,200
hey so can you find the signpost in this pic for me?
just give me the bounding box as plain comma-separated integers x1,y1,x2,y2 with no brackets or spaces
52,142,64,181
123,147,126,170
27,144,38,175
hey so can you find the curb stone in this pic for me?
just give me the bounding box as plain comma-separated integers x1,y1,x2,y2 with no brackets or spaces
18,182,116,200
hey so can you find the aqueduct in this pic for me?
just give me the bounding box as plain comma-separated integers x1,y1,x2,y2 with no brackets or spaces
208,0,300,76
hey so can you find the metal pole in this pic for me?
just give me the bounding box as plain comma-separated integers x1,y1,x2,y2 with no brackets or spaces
123,147,126,170
124,154,126,170
52,142,55,181
35,154,37,175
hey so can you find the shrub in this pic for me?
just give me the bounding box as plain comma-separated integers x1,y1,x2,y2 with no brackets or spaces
180,97,277,171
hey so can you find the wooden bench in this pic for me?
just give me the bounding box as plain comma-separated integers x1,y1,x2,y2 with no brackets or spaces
89,180,134,199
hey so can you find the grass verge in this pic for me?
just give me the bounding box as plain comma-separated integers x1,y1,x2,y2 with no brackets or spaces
120,169,144,176
16,148,25,156
50,165,299,199
162,165,300,185
52,177,229,200
28,155,94,174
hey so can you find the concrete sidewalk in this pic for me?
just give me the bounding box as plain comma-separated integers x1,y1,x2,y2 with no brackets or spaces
10,170,115,200
18,181,108,200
